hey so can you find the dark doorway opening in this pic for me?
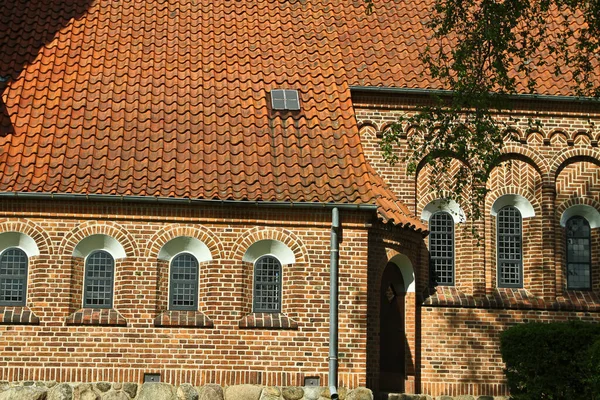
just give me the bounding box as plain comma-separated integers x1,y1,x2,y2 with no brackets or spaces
379,262,406,392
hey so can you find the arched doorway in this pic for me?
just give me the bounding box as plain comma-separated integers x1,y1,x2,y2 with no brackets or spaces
379,262,406,392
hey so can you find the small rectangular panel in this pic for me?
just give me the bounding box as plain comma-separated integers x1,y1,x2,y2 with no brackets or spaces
144,373,161,383
304,377,320,387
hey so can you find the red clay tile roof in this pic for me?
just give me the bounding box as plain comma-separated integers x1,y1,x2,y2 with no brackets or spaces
0,0,577,229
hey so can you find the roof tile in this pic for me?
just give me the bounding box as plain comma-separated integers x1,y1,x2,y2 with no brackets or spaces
8,0,583,230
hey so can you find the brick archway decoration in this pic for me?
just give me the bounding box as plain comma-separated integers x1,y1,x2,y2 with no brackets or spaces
549,147,600,181
146,224,223,260
59,221,139,258
498,144,549,178
485,186,542,217
228,227,308,264
0,218,54,256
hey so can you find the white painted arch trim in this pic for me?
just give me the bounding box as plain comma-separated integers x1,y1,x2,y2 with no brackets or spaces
0,232,40,257
243,239,295,265
388,253,415,293
73,234,127,259
421,199,465,224
158,236,212,262
560,204,600,228
491,194,535,218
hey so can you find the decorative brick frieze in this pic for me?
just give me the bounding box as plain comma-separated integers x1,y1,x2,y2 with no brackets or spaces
154,310,214,328
65,308,127,326
238,313,298,329
0,306,39,325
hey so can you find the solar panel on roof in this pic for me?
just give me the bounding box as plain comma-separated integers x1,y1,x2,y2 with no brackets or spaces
271,89,300,111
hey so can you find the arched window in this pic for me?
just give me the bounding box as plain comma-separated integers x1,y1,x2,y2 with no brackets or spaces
169,253,199,310
0,248,28,306
497,206,523,288
566,216,592,290
83,250,115,308
429,211,454,285
253,255,282,313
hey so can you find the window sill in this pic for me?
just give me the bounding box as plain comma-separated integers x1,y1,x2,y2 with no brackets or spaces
0,306,40,325
154,310,214,328
65,308,127,327
239,313,298,330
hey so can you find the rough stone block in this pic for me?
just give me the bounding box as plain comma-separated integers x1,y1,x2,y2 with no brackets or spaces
102,392,131,400
260,386,281,400
48,383,73,400
346,388,373,400
74,384,99,400
95,383,111,393
197,384,223,400
137,383,176,400
303,387,320,400
0,386,48,400
281,387,303,400
178,383,199,400
225,385,262,400
122,383,137,399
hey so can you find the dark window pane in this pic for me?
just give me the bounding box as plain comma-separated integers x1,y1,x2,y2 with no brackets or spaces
566,216,591,290
429,211,454,285
84,250,114,308
253,256,282,313
169,253,199,310
0,248,28,306
497,206,522,287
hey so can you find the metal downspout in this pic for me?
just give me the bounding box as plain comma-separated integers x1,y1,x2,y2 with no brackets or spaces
329,207,339,399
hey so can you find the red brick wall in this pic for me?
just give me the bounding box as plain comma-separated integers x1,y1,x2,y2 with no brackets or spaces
0,201,373,388
354,93,600,396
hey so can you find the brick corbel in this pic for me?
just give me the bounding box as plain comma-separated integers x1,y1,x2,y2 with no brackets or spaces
238,313,298,329
65,308,127,326
154,310,214,328
0,306,40,325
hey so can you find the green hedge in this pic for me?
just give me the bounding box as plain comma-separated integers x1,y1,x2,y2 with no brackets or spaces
500,321,600,400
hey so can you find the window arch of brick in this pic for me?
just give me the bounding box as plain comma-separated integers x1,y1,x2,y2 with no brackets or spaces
83,250,115,309
168,252,199,311
496,205,523,288
0,232,41,308
73,234,126,310
252,255,283,313
565,216,592,290
0,247,29,306
429,211,455,286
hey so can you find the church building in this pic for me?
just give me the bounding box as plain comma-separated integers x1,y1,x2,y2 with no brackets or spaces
0,0,598,397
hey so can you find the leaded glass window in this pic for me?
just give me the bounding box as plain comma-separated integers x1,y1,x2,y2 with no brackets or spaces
566,216,591,290
429,211,455,285
169,253,199,310
83,250,114,308
0,248,28,306
497,206,523,288
253,255,282,313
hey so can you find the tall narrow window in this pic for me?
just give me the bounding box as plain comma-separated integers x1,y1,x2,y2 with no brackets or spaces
0,248,28,306
253,255,282,313
169,253,199,310
83,250,114,308
497,206,523,288
566,216,591,290
429,211,455,285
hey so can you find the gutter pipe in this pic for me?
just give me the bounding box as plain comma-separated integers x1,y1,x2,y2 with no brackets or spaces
329,207,340,400
0,192,378,212
350,85,600,104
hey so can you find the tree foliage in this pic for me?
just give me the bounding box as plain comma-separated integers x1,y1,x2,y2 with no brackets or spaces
500,321,600,399
372,0,600,219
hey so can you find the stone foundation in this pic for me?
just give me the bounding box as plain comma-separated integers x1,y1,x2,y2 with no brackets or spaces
0,382,374,400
